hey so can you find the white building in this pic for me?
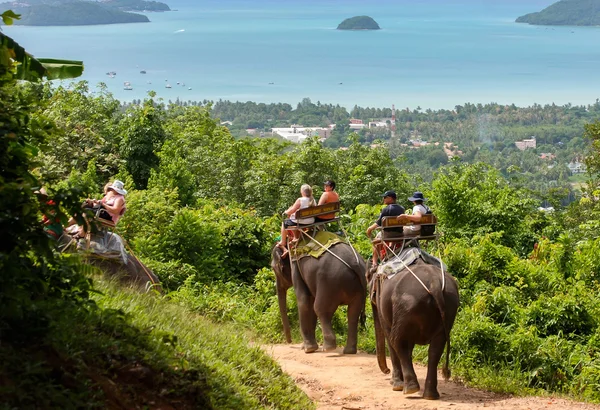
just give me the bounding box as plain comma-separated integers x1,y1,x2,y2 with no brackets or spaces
568,161,587,174
271,125,332,143
515,137,536,151
369,120,388,128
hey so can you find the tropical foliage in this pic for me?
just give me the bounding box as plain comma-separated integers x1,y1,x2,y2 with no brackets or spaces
5,12,600,405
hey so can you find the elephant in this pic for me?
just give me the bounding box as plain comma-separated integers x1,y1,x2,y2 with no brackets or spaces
368,258,459,399
88,253,162,293
58,231,162,293
271,242,367,354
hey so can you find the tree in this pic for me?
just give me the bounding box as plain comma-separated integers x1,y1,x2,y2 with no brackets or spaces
430,162,537,250
120,97,167,189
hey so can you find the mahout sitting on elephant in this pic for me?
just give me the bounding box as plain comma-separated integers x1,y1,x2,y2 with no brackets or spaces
271,232,367,354
368,248,459,399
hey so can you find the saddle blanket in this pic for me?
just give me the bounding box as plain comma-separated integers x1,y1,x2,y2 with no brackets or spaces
377,247,447,279
291,231,344,261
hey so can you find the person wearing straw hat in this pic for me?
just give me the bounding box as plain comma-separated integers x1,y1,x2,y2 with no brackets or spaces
397,191,430,235
96,180,127,225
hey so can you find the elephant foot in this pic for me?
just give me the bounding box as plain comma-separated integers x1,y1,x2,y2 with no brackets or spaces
323,342,337,352
423,390,440,400
342,346,357,354
392,382,403,391
403,383,420,395
303,342,319,353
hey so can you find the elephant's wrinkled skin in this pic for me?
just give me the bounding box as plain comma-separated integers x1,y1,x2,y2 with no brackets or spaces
271,243,367,354
369,259,459,399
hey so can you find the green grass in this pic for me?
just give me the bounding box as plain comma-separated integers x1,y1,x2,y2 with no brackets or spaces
0,277,314,409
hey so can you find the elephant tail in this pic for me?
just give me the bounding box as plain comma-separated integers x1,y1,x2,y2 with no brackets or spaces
359,305,366,329
442,336,451,380
428,268,451,381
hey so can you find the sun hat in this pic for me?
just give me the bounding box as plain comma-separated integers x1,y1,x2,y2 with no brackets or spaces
34,187,48,197
381,190,397,199
408,192,426,202
109,180,127,195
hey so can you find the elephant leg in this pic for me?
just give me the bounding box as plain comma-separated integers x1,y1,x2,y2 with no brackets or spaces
314,300,336,352
423,333,445,400
397,340,420,395
293,273,318,353
388,340,404,391
342,297,363,354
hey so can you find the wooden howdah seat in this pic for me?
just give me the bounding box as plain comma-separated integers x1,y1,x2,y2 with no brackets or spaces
288,201,341,230
378,213,438,242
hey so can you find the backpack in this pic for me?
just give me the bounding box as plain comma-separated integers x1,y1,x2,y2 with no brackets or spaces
421,205,435,236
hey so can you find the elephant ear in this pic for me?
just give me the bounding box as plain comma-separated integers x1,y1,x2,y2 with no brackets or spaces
271,245,284,271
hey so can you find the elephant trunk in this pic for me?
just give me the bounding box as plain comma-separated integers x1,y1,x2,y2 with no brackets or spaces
276,284,292,343
371,299,390,374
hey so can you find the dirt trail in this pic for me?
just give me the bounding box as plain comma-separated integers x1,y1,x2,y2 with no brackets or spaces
263,344,600,410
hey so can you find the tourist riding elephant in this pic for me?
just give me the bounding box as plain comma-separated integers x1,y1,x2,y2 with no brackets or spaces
368,258,459,399
271,242,367,354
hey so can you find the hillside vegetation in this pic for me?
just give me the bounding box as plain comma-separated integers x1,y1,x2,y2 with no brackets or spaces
2,0,170,25
516,0,600,26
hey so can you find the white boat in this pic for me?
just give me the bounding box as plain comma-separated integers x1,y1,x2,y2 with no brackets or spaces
124,81,131,86
165,84,172,88
188,87,192,90
124,86,133,90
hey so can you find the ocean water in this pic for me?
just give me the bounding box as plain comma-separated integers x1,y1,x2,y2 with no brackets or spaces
5,0,600,109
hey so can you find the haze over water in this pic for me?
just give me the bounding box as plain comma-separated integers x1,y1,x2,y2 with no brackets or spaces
6,0,600,109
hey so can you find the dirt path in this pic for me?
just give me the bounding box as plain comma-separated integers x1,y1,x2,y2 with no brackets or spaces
263,344,600,410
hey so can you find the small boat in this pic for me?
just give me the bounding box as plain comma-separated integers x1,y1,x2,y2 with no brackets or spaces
140,70,147,74
106,71,116,76
176,81,180,85
188,87,192,90
124,86,133,90
147,81,152,84
165,84,172,88
124,81,131,86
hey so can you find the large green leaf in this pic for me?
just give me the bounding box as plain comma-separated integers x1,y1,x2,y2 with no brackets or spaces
1,32,83,80
1,10,20,25
37,58,84,80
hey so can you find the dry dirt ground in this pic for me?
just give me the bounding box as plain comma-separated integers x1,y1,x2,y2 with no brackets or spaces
263,344,600,410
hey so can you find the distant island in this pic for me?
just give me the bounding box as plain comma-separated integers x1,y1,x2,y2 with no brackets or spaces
2,0,170,26
337,16,380,30
516,0,600,26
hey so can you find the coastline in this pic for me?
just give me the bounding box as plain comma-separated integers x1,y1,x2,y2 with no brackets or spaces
6,1,600,110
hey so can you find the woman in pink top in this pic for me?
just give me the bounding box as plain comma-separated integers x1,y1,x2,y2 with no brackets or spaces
93,180,127,224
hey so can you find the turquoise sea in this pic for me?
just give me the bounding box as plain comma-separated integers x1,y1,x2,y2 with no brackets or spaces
5,0,600,109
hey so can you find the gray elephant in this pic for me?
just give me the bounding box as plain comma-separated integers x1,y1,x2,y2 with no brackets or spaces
369,258,459,399
58,231,162,292
271,242,367,354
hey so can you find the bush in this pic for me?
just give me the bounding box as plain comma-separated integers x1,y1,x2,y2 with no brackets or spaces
525,294,596,339
452,308,512,367
472,286,524,326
